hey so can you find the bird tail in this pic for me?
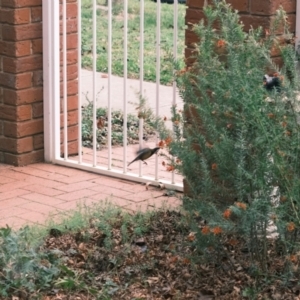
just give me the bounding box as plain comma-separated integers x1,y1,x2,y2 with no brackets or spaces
127,159,136,167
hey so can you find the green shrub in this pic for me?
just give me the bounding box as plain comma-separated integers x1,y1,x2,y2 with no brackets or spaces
164,0,300,274
0,226,60,297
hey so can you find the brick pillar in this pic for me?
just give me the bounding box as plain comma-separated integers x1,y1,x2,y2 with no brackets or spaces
0,0,44,166
185,0,296,67
0,0,79,166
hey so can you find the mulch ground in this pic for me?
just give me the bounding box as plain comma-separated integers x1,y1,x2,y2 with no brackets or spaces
17,211,300,299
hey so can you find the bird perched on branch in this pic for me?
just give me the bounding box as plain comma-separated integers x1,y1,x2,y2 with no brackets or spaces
128,147,160,166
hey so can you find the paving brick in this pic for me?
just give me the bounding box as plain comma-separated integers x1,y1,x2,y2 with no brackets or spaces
25,176,67,188
15,166,68,180
121,190,164,202
55,180,98,192
56,173,101,184
0,197,29,208
90,177,145,192
18,211,47,225
22,185,65,196
90,185,132,198
3,169,32,180
0,180,29,192
20,192,66,205
18,201,61,215
0,188,30,200
0,175,16,184
0,206,29,218
56,189,99,201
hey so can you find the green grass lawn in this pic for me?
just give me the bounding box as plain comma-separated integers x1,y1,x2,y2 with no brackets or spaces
81,0,186,85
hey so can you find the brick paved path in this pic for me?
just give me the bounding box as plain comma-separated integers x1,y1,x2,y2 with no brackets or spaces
0,163,181,229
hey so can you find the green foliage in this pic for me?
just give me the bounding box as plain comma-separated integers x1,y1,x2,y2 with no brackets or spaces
0,226,60,297
164,0,300,275
81,93,157,147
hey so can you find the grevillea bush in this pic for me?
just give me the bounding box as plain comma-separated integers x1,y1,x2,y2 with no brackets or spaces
161,0,300,275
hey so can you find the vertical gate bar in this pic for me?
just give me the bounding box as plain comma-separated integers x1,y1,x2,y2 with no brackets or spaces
138,0,145,176
78,0,82,164
138,118,144,176
172,0,178,105
107,0,112,170
42,0,52,162
92,0,97,167
123,0,128,172
172,0,178,184
155,0,161,181
53,0,60,160
296,0,300,53
63,0,68,159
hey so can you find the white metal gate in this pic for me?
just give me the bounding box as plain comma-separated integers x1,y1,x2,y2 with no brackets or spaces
43,0,183,191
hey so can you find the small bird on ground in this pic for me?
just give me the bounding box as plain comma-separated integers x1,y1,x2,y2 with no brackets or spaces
128,147,160,166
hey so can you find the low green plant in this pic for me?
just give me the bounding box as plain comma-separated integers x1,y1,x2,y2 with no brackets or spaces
81,93,157,148
0,226,60,297
162,0,300,277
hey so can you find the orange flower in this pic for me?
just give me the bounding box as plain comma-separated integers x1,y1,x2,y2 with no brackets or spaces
201,226,210,235
166,165,175,172
165,137,172,146
228,238,238,246
235,202,247,210
211,163,217,170
287,222,295,232
158,140,165,148
212,226,223,235
217,39,226,48
223,209,232,219
289,255,298,263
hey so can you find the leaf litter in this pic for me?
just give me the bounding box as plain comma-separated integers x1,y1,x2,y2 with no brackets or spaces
6,210,300,299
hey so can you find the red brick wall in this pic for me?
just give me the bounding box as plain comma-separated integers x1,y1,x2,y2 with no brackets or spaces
0,0,44,166
0,0,79,166
185,0,296,66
